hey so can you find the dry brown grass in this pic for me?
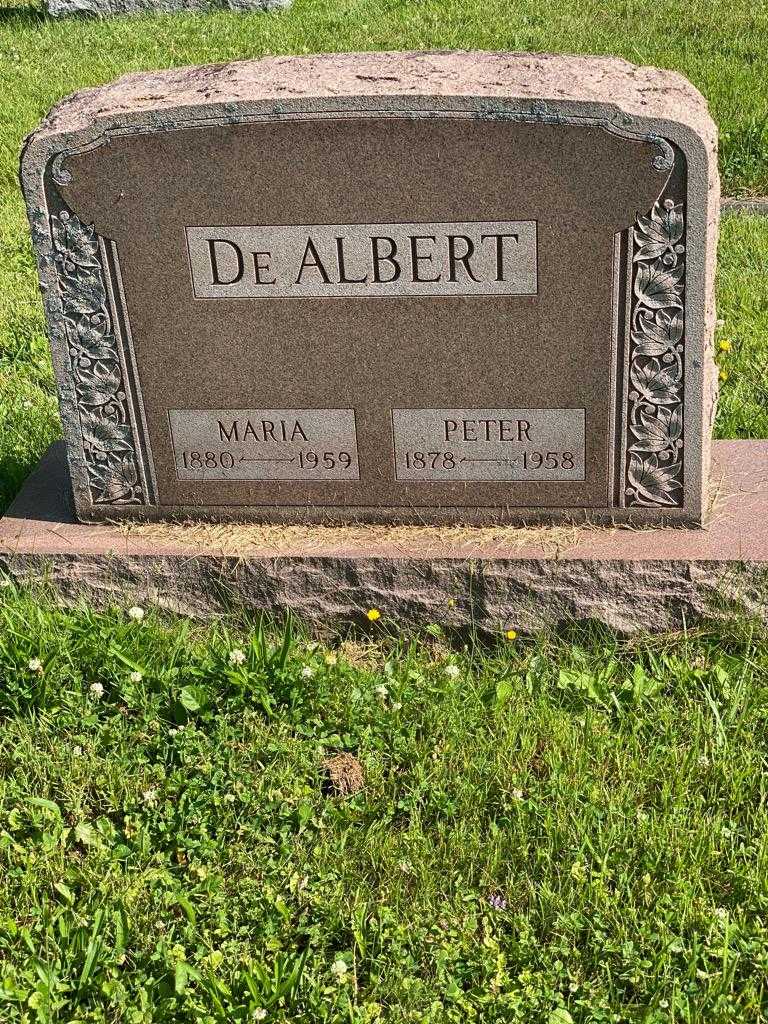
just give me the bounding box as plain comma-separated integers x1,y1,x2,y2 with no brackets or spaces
117,519,584,558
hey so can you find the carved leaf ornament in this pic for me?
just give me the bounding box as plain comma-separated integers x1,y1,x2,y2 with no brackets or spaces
626,199,685,507
51,211,143,504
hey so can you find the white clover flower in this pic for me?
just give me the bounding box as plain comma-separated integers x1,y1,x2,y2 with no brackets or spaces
444,664,461,679
511,788,524,801
28,657,43,673
223,793,236,803
391,701,403,711
374,684,389,701
22,399,33,409
301,665,315,679
89,681,105,698
129,670,143,683
331,959,349,979
127,606,145,622
252,1011,267,1022
229,649,246,666
142,788,158,805
72,745,83,756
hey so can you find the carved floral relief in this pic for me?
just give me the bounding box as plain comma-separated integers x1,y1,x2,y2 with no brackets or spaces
50,210,144,504
625,198,685,507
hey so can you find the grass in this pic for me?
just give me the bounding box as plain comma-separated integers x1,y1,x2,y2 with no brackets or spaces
0,2,768,1021
0,590,767,1022
713,216,768,438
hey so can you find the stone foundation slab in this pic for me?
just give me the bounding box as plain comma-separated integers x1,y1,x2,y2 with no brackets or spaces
0,441,766,634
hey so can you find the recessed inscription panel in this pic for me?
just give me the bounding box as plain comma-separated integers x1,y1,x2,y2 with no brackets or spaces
186,221,538,299
393,409,586,482
169,409,359,481
50,103,685,518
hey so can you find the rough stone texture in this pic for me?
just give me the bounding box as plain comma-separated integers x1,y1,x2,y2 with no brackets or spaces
47,0,290,17
20,52,720,527
1,441,765,635
25,52,720,141
721,197,768,217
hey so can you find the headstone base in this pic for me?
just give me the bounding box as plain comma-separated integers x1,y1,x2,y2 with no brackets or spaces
46,0,290,16
1,441,765,635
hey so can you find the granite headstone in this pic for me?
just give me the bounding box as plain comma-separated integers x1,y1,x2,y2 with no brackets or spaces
20,51,719,525
47,0,290,18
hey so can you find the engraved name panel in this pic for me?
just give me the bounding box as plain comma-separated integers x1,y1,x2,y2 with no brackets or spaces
392,409,586,481
169,409,359,481
186,221,538,298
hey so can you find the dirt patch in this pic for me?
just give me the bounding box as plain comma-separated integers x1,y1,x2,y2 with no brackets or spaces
322,753,365,798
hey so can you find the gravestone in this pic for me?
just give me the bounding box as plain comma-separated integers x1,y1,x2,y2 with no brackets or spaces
47,0,290,17
20,51,719,526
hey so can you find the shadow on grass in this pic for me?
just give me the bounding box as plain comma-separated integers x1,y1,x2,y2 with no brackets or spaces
0,5,46,23
0,452,37,519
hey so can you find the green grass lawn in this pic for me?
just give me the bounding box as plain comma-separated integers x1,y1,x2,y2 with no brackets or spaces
0,593,767,1023
1,2,768,1021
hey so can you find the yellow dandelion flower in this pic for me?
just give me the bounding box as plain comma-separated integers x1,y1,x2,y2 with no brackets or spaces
718,339,732,352
324,653,338,666
366,608,381,621
505,629,518,641
719,370,729,382
447,598,456,608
